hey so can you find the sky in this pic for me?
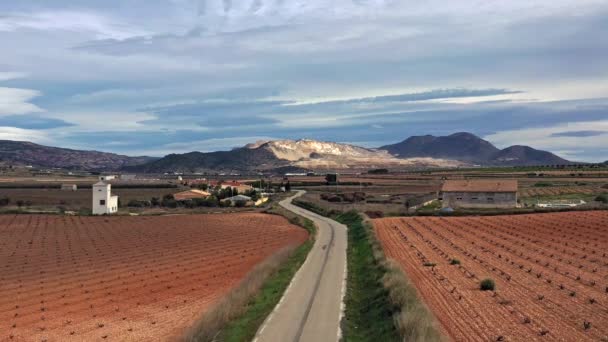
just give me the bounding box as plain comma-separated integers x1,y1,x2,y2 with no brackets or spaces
0,0,607,162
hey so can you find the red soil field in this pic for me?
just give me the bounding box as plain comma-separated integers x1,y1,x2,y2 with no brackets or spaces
0,213,308,341
374,211,608,341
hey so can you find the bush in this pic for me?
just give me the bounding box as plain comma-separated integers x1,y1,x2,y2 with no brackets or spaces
534,182,553,187
0,197,11,206
127,200,151,207
450,258,461,265
595,194,608,203
480,278,495,291
161,199,178,208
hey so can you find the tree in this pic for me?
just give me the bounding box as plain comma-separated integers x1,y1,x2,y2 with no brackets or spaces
16,200,25,208
151,197,160,206
0,197,10,206
285,181,291,192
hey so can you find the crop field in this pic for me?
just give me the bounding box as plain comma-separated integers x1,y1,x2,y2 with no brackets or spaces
374,211,608,341
0,213,308,341
520,185,607,197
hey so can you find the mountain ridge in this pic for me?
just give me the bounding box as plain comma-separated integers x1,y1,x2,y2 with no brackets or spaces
0,140,155,171
0,133,575,173
379,132,571,166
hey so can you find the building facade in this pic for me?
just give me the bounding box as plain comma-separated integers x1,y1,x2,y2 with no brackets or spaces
92,181,118,215
440,180,518,209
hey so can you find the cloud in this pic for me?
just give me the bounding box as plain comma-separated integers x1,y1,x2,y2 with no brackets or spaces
484,120,608,162
0,87,43,115
0,115,73,129
551,130,606,138
0,10,149,40
0,126,49,143
0,72,27,81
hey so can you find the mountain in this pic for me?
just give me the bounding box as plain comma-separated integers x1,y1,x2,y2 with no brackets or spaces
380,132,571,166
0,140,155,171
127,139,464,173
124,145,287,173
491,145,570,166
380,132,500,162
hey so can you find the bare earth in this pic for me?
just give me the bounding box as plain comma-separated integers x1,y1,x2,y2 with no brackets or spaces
0,213,308,341
374,211,608,341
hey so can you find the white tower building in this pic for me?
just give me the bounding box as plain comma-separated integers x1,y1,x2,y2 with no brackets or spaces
92,181,118,215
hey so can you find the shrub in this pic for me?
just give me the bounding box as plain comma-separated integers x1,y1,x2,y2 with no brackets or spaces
534,182,553,187
423,262,437,267
450,258,461,265
127,200,151,207
0,197,10,206
595,194,608,204
480,278,496,291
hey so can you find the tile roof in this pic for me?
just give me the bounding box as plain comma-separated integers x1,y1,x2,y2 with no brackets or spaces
441,180,518,193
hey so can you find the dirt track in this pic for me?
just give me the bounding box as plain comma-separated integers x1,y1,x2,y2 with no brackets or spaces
0,213,307,341
374,211,608,341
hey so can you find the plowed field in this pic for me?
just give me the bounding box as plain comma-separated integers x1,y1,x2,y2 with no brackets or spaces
374,211,608,341
0,213,308,341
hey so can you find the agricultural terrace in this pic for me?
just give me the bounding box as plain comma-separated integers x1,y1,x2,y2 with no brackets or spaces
0,213,308,341
374,211,608,341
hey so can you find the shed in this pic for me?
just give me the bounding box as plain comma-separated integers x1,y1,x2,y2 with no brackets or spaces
61,184,77,191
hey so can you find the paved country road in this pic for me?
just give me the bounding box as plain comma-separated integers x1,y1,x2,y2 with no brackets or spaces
254,190,348,342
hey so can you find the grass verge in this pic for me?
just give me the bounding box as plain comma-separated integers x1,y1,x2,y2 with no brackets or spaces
182,203,316,342
293,200,444,341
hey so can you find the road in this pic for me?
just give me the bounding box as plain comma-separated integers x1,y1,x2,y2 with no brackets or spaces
253,190,348,342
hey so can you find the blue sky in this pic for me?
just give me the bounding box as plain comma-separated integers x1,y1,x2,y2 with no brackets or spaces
0,0,607,161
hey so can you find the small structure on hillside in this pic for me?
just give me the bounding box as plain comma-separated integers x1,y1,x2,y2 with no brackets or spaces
61,184,77,191
120,174,136,181
92,181,118,215
99,175,116,181
173,189,211,201
222,195,253,206
440,180,518,209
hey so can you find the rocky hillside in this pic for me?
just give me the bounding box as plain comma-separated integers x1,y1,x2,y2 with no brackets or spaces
127,139,463,173
380,132,571,166
491,145,570,166
0,140,154,171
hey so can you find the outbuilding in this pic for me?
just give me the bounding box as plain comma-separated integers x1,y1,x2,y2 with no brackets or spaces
92,181,119,215
440,180,518,209
61,184,77,191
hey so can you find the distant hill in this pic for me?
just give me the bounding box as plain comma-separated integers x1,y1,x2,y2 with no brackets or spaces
124,146,287,173
380,132,571,166
380,132,500,162
491,145,570,166
0,140,155,171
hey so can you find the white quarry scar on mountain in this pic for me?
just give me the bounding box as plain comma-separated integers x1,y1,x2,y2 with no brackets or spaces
246,139,466,168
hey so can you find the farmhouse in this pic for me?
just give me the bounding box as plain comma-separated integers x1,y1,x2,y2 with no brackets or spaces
209,181,253,193
92,181,119,215
173,189,211,201
61,184,77,191
440,180,518,209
